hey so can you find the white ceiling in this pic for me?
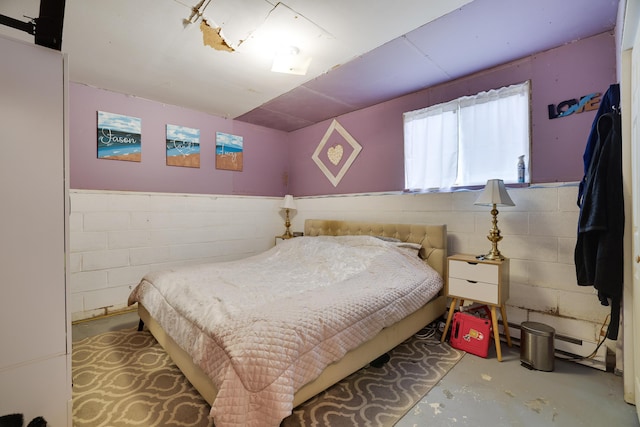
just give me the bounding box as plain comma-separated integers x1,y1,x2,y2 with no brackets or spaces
0,0,620,132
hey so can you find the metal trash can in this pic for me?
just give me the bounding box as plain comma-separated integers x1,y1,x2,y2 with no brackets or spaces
520,321,555,371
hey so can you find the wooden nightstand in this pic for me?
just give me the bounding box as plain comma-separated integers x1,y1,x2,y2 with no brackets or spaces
441,254,512,361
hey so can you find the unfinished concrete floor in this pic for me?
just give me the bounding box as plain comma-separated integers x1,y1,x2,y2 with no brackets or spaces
396,341,638,427
73,312,639,426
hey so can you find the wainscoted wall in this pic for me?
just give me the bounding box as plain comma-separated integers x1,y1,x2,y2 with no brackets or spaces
69,190,284,321
70,186,612,368
288,184,612,367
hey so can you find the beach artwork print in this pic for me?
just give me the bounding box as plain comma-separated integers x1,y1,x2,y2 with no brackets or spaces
166,124,200,168
216,132,243,171
97,111,142,162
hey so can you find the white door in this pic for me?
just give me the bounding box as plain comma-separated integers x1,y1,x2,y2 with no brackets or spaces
621,1,639,421
628,22,640,423
0,35,70,426
633,57,640,423
631,79,640,422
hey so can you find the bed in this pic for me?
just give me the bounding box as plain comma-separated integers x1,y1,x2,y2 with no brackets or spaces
128,219,447,427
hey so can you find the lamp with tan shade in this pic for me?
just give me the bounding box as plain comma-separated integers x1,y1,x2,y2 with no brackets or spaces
474,179,515,260
280,195,296,239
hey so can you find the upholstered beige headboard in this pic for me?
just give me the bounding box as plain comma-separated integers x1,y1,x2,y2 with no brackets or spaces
304,219,447,278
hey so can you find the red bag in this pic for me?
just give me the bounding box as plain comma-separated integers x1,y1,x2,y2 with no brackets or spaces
449,311,492,358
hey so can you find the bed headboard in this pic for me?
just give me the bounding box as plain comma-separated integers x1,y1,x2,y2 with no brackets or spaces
304,219,447,278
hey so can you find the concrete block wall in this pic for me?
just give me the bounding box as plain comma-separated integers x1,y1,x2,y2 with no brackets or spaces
289,183,612,360
69,190,284,321
69,186,613,365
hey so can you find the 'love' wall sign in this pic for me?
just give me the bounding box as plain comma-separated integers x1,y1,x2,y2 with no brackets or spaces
548,93,600,120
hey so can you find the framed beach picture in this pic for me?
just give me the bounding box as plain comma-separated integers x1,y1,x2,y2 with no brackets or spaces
97,111,142,162
166,124,200,168
216,132,243,171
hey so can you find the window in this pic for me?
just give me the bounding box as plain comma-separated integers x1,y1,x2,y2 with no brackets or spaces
403,81,530,191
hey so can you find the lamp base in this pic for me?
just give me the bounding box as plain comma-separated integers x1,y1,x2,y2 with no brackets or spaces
483,251,505,261
484,204,506,261
281,208,293,239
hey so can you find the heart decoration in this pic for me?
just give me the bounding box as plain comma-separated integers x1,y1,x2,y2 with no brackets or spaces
327,144,344,165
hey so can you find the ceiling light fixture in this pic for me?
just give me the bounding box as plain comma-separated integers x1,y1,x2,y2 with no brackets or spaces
271,45,312,75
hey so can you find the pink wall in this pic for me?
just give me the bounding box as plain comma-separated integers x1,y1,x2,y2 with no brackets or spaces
70,32,615,198
69,83,290,196
288,32,617,196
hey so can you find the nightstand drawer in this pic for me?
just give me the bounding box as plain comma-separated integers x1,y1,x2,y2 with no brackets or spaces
448,277,498,304
443,254,511,361
449,260,498,284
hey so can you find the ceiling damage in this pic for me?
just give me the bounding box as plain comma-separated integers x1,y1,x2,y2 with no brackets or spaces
200,20,234,52
0,0,620,132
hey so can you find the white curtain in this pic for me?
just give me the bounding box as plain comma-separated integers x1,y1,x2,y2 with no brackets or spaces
404,81,530,191
403,99,459,190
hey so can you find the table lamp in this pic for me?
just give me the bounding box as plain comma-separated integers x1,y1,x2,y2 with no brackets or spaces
280,195,296,239
474,179,515,260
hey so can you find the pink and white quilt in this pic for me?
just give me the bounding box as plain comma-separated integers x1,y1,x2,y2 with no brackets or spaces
128,235,442,427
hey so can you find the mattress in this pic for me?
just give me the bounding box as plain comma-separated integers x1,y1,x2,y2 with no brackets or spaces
128,235,443,426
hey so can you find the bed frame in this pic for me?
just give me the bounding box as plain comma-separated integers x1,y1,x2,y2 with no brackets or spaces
137,219,447,408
